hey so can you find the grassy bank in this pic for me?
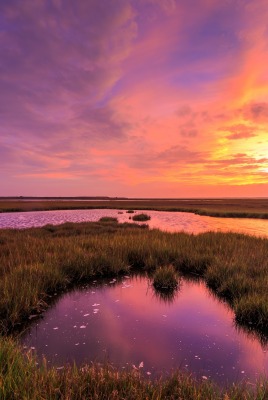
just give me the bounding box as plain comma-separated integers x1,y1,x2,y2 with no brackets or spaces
0,220,267,398
1,198,268,219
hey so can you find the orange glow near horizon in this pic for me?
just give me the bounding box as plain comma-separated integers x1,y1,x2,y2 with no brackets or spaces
0,0,267,197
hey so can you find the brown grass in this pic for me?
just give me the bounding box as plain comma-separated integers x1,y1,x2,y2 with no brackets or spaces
0,197,268,218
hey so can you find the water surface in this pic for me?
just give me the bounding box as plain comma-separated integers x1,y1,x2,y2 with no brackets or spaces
21,276,268,386
0,209,268,237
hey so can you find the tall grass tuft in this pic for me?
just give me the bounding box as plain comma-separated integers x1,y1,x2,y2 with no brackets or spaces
153,265,178,290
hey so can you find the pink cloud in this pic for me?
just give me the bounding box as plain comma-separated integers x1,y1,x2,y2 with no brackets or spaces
0,0,268,196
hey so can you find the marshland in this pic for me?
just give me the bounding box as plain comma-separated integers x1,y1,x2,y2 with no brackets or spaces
1,197,268,219
0,201,268,399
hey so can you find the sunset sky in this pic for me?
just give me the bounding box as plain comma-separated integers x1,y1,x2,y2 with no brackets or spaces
1,0,268,197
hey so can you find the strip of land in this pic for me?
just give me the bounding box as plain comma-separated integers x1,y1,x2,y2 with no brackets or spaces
0,197,268,219
0,219,267,398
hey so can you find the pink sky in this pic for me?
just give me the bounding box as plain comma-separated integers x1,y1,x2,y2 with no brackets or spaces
1,0,267,197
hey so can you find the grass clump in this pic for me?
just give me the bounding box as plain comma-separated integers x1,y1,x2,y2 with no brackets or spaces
126,209,135,213
153,265,178,290
132,213,151,221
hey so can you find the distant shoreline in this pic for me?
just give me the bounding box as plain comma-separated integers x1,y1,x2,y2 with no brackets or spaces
0,198,268,219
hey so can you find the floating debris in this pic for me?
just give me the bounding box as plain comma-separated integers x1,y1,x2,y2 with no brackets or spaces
80,325,86,329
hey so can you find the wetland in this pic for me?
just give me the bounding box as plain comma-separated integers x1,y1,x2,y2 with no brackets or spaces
0,202,268,399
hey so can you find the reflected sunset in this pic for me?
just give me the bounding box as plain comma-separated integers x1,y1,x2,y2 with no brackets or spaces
21,276,268,385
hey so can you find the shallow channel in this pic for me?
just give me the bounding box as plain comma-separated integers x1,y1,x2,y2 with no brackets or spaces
20,275,268,386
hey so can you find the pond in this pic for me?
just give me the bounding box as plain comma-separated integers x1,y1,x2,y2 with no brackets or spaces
0,208,268,237
20,275,268,386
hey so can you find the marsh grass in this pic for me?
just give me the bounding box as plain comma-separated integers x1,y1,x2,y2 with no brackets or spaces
0,221,267,337
1,198,268,219
0,222,267,336
153,265,178,290
0,220,268,398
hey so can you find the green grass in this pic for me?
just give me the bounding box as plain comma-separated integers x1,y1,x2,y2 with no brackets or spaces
153,265,178,290
1,197,268,218
0,220,267,398
132,213,151,221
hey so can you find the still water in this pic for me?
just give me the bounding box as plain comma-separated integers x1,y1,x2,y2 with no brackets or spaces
0,208,268,237
21,276,267,386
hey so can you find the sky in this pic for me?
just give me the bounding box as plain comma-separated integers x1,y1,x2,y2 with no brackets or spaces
1,0,268,197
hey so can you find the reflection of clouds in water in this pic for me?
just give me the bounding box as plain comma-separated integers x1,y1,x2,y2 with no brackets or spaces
0,209,268,237
20,277,268,386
